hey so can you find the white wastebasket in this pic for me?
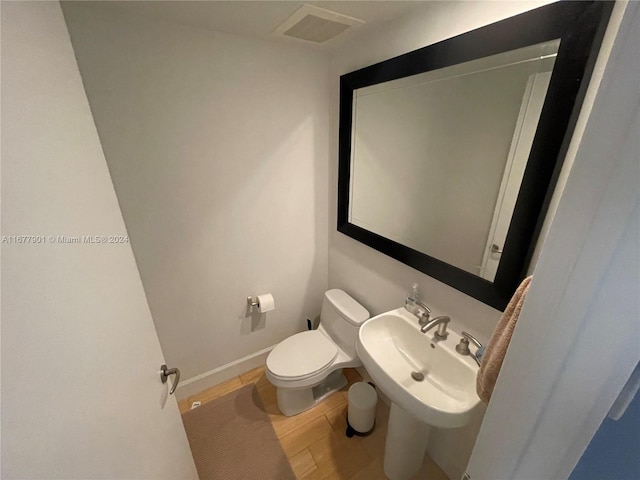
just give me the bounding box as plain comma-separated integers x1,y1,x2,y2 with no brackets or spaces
347,381,377,436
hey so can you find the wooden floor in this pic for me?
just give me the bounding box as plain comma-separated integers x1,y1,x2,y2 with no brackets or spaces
179,367,449,480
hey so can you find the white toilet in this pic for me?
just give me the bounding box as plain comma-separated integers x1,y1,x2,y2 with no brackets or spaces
266,289,370,416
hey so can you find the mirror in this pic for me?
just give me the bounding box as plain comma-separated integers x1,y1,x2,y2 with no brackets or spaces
349,40,559,282
337,1,612,310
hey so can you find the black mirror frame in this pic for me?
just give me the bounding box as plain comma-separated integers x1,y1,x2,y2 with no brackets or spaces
337,1,613,311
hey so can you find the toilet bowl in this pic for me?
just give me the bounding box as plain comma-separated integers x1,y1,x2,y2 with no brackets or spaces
266,289,370,416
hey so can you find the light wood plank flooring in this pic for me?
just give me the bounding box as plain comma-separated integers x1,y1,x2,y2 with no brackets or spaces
179,367,448,480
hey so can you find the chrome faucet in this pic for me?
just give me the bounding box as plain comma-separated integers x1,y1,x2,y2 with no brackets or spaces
420,315,450,340
414,299,431,318
405,295,431,320
405,296,448,339
456,331,483,366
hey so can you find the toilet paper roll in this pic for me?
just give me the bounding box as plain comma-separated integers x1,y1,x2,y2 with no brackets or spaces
257,293,275,313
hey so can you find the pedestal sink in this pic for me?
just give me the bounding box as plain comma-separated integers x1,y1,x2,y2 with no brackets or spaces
356,307,481,480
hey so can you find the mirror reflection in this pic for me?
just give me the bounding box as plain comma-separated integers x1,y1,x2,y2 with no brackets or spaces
348,40,559,281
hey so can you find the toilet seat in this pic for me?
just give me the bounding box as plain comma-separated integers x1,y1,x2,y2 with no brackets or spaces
266,330,338,381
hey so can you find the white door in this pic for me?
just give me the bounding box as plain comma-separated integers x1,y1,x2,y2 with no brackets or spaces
467,2,639,478
479,71,551,281
1,2,198,478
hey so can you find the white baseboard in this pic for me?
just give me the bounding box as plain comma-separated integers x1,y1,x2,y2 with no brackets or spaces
175,344,276,400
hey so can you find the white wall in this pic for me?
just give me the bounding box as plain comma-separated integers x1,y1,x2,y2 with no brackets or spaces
328,2,554,478
1,2,197,478
62,3,330,385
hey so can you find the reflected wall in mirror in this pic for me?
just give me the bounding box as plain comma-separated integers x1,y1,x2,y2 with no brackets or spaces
338,1,612,310
350,40,559,282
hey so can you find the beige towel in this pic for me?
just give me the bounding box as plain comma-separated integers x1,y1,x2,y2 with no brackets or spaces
476,276,533,404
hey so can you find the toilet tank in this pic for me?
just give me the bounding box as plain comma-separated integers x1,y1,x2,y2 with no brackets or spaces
320,289,370,357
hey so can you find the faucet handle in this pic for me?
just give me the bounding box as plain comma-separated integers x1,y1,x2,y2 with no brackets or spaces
457,333,482,366
414,300,431,325
417,309,430,326
461,331,482,349
456,337,471,355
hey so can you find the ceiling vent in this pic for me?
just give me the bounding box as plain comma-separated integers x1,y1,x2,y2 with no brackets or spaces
274,4,365,43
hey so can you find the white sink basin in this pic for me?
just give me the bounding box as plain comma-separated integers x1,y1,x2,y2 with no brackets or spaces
357,307,480,428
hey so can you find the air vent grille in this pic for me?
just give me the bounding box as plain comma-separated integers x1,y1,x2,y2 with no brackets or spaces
283,14,351,43
274,4,364,43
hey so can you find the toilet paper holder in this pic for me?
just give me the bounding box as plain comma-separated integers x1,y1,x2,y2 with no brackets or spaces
247,296,260,309
247,293,275,313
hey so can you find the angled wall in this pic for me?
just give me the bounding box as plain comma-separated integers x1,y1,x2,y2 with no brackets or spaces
62,3,331,386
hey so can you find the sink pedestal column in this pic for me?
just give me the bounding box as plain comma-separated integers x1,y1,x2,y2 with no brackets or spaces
384,402,431,480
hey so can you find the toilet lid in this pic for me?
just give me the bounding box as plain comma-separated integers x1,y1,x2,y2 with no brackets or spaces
267,330,338,379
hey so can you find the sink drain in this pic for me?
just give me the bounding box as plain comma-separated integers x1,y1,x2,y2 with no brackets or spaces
411,371,425,381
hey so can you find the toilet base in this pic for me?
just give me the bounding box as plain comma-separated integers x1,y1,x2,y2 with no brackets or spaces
276,370,347,416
